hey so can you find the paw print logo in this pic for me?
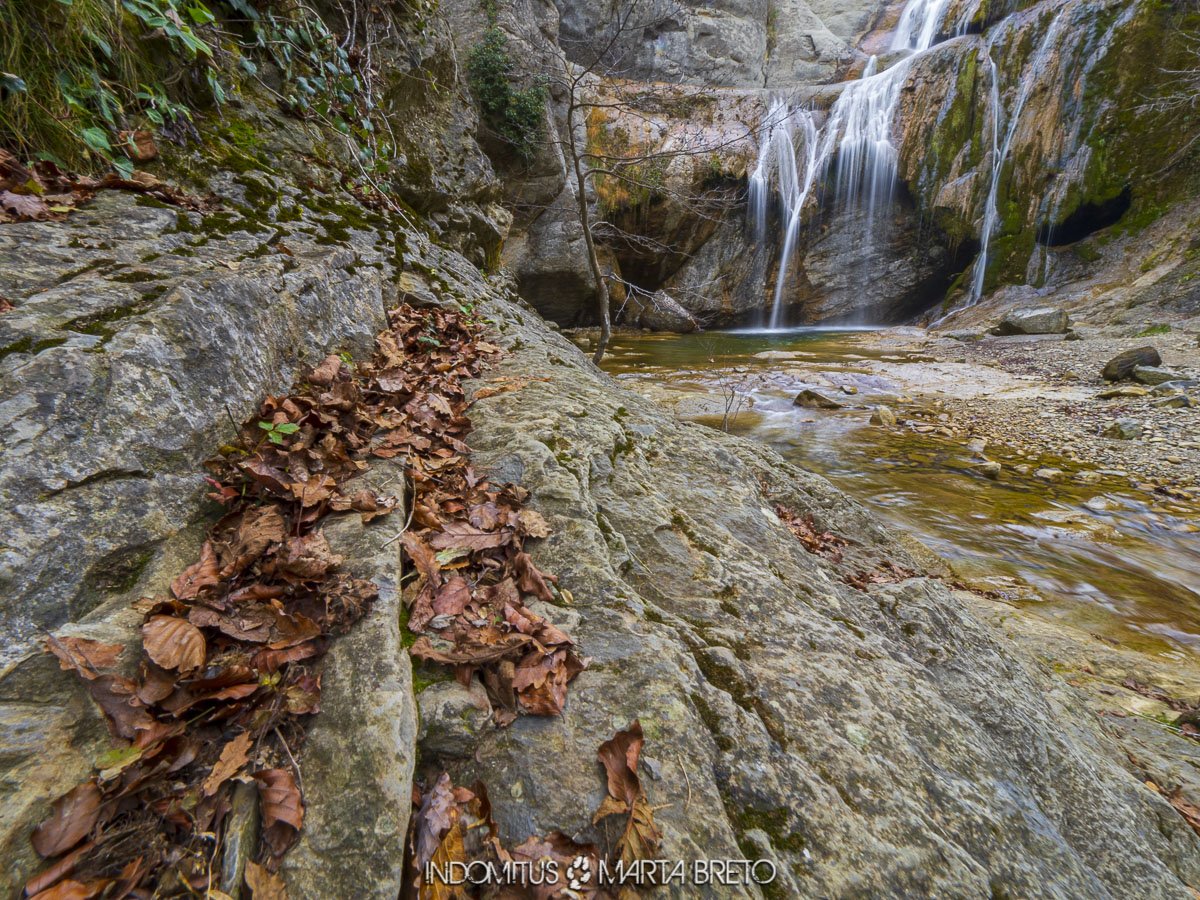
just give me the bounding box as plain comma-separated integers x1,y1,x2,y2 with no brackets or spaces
565,855,592,890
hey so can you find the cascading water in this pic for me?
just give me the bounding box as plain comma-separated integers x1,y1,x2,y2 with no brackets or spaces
751,0,953,328
891,0,953,52
969,4,1072,304
750,100,826,329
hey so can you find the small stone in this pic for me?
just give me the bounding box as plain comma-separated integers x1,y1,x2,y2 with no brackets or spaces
1102,418,1143,440
1074,471,1103,485
1097,386,1149,399
1065,330,1083,341
1167,456,1184,464
1152,380,1198,394
869,405,897,426
1102,346,1162,381
974,461,1002,479
1034,468,1064,482
841,385,859,395
794,389,844,410
1132,366,1179,386
967,438,987,457
1153,394,1193,409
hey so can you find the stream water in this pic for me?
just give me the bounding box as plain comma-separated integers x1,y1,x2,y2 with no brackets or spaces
594,328,1200,661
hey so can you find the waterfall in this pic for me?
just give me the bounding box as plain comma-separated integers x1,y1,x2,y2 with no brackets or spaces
892,0,953,53
749,100,827,329
968,5,1074,304
751,0,953,328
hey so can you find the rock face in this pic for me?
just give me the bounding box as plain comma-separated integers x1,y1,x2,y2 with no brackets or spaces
994,307,1070,335
282,463,415,900
1103,346,1163,381
0,192,389,671
552,0,884,88
410,289,1200,897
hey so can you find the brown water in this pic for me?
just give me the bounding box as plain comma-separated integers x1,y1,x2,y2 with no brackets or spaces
593,328,1200,660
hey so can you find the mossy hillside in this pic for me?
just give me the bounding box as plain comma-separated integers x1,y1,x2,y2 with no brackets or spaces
913,0,1200,294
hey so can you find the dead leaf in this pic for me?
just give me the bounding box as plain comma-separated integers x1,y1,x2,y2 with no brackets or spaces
308,354,342,387
432,576,472,617
256,768,303,831
142,616,206,673
244,861,288,900
202,731,253,796
518,509,551,539
45,636,124,680
172,541,221,599
32,782,102,858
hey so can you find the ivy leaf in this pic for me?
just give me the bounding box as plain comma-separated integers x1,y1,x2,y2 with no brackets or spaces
274,423,300,435
80,127,111,153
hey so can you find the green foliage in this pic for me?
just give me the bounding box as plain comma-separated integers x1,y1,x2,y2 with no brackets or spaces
246,8,392,167
467,27,545,163
0,0,221,173
257,420,300,445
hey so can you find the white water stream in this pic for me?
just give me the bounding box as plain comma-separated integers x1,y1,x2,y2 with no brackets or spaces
750,0,951,328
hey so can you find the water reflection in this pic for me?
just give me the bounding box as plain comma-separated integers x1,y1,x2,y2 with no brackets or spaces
594,328,1200,658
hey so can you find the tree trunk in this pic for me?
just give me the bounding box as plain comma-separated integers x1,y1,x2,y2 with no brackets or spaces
565,103,611,364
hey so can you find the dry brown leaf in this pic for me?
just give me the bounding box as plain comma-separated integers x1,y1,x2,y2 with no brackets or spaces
31,782,102,859
172,541,221,599
308,354,343,387
517,508,551,539
142,616,206,673
45,636,124,680
256,768,304,831
244,861,288,900
202,732,253,796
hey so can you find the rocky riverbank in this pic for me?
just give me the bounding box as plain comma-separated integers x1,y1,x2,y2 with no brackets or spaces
859,325,1200,504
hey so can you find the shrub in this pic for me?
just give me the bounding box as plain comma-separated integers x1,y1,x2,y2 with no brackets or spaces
467,27,545,163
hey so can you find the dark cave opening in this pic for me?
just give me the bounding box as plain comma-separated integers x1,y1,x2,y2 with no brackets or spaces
1037,186,1133,247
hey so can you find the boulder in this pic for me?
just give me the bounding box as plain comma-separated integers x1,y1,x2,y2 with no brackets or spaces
624,290,700,333
869,405,898,425
1103,418,1144,440
993,307,1070,336
973,460,1003,479
1133,366,1179,386
795,388,845,409
1102,346,1162,381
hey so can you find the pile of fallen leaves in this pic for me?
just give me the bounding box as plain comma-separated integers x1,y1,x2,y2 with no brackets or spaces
0,148,207,224
407,722,662,899
28,304,583,897
774,505,848,563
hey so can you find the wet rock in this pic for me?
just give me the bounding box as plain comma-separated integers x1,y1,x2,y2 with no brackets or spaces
624,290,699,333
869,405,898,426
1034,467,1065,482
1103,419,1144,440
1102,347,1162,381
219,781,260,899
974,460,1003,479
993,307,1070,336
794,388,844,410
282,462,415,899
944,329,984,342
1152,380,1199,395
1133,366,1180,386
